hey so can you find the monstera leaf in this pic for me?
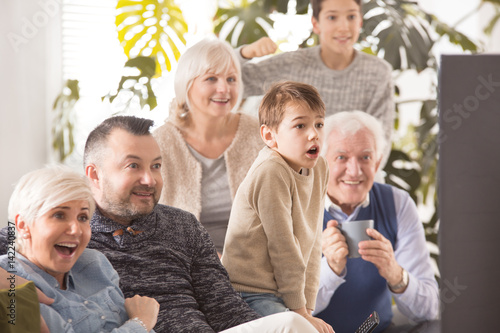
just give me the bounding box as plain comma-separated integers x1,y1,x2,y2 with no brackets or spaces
115,0,188,76
429,14,478,53
415,99,438,203
360,0,479,71
478,0,500,35
360,0,434,71
383,149,421,203
103,56,158,111
215,0,274,46
214,0,309,46
260,0,310,14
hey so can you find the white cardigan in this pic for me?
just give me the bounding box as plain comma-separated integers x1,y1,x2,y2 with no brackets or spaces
153,113,264,220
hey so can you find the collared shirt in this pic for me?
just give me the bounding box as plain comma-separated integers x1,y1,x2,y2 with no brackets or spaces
316,185,440,322
0,249,150,332
324,194,370,223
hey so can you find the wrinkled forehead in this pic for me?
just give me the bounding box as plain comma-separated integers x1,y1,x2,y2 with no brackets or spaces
327,127,376,151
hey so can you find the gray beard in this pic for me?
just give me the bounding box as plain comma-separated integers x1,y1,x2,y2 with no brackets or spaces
99,194,157,225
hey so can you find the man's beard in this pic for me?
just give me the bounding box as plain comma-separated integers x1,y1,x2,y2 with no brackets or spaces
100,185,159,224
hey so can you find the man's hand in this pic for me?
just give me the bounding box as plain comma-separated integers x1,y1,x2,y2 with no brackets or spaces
358,228,403,289
241,37,277,59
322,220,348,276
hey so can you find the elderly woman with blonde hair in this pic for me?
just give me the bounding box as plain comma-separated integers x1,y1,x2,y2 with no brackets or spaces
0,165,159,332
154,38,264,256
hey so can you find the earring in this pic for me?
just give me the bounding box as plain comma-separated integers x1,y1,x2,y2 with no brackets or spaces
22,233,30,239
180,103,189,118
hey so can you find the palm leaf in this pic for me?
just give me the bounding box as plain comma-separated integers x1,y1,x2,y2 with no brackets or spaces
103,56,158,111
115,0,188,76
215,0,275,46
484,10,500,35
383,149,421,203
361,0,434,71
261,0,309,14
430,14,479,52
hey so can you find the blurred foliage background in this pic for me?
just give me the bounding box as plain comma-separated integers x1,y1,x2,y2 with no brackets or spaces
53,0,500,277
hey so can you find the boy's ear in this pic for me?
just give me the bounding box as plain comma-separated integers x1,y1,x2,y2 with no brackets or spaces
85,164,101,189
260,124,277,149
311,16,320,35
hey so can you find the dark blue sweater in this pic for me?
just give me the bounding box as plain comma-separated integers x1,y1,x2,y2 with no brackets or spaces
316,183,398,333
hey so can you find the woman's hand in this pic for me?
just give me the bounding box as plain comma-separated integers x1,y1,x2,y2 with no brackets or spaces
125,295,160,332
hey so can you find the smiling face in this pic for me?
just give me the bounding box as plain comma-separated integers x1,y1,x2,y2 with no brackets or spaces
90,129,163,225
187,67,239,120
263,102,325,173
312,0,362,61
17,200,91,287
325,127,380,215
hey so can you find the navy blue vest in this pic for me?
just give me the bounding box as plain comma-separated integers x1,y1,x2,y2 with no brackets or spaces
316,183,398,333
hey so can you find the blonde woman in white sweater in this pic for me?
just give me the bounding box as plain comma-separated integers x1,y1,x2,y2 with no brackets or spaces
154,39,263,256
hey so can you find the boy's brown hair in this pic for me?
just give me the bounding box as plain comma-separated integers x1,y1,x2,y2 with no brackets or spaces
311,0,362,20
259,81,325,130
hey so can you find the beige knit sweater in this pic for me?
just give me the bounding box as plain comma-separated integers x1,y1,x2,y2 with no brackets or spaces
153,113,264,220
222,147,329,311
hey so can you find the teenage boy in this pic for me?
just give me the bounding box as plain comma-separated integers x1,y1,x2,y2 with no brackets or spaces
238,0,394,169
222,81,333,333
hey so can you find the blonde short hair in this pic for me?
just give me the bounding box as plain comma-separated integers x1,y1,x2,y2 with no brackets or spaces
169,38,243,126
8,165,95,251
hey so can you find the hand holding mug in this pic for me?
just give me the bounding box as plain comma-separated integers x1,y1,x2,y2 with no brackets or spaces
322,220,349,275
337,219,374,258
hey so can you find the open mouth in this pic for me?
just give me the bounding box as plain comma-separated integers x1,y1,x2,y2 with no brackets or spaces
307,146,319,156
55,243,77,256
343,180,361,185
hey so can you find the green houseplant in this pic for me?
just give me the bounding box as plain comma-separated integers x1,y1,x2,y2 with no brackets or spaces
52,1,499,266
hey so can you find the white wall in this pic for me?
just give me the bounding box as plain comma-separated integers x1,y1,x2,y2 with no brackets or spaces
0,0,61,228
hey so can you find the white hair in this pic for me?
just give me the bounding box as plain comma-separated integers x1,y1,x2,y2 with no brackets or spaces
323,110,387,162
8,165,95,252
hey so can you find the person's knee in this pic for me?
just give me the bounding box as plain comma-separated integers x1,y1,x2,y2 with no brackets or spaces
273,312,308,328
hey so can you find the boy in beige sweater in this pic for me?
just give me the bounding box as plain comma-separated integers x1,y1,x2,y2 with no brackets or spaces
222,81,333,332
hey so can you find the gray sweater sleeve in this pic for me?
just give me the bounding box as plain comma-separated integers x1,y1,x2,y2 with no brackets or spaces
238,46,395,169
